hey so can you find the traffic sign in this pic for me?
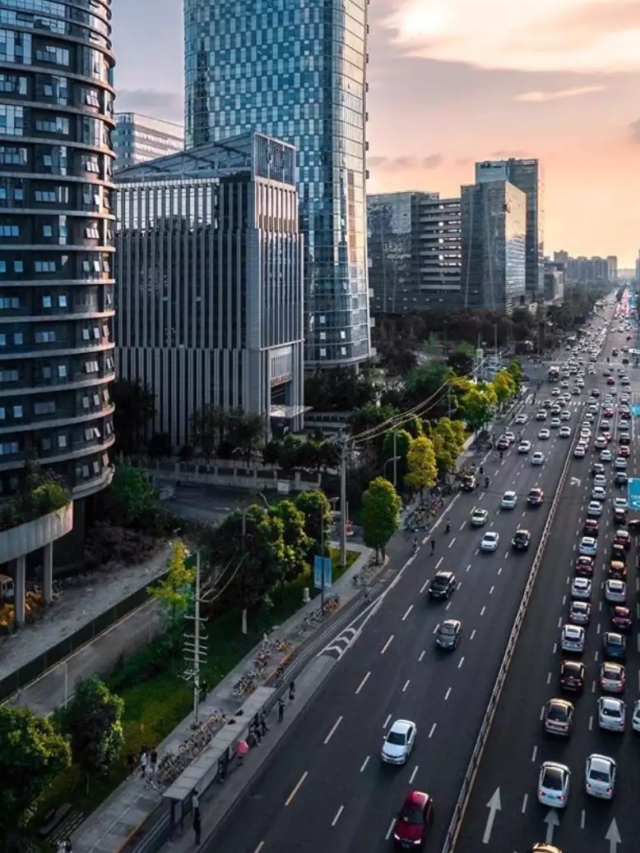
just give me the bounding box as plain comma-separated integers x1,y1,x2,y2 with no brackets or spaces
627,478,640,511
313,555,332,590
631,403,640,417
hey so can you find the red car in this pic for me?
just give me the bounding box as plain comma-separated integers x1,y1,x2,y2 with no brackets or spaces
603,407,614,418
617,445,630,458
607,377,615,385
393,791,434,849
575,556,594,577
611,606,633,632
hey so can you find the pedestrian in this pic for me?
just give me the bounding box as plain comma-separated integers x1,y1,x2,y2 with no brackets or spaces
192,789,200,815
259,709,268,737
57,841,66,853
139,748,148,779
193,809,201,845
289,681,295,701
278,697,285,723
150,749,158,777
430,537,436,555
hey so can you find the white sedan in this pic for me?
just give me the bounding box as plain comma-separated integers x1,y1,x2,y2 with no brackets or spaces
531,452,544,466
480,531,500,552
559,426,571,438
598,697,625,733
574,444,586,458
518,441,532,454
571,577,592,599
381,719,417,764
591,486,606,502
560,410,571,421
604,580,627,604
587,501,603,517
632,699,640,733
470,508,489,527
600,449,613,462
501,491,517,509
585,754,616,800
514,413,528,424
561,624,585,653
537,762,570,809
538,428,551,440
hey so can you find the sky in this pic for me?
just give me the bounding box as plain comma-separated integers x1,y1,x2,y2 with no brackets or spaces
111,0,640,266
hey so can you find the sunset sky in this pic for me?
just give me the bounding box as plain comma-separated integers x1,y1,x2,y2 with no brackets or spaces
112,0,640,266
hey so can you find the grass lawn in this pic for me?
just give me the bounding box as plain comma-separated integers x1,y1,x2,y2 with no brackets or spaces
33,546,359,828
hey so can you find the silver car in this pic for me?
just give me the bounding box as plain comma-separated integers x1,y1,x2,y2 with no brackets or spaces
598,697,625,733
381,719,417,764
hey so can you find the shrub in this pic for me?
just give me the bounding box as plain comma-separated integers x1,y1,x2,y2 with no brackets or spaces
0,481,69,532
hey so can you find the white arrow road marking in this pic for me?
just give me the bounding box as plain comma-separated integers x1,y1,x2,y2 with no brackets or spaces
605,818,621,853
544,809,560,844
482,788,501,844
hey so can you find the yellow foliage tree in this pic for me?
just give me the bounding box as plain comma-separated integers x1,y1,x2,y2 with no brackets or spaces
405,435,438,499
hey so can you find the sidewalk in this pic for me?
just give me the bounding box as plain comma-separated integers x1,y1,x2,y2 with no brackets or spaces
70,541,373,853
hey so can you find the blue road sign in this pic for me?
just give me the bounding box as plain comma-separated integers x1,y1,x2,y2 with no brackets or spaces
313,555,333,590
631,404,640,418
627,478,640,511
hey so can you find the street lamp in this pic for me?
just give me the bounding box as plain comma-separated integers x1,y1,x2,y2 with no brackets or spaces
384,455,402,488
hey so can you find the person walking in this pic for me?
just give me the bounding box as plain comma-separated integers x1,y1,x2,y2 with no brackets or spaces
289,681,295,702
193,809,201,845
430,537,436,555
150,749,158,778
192,789,200,816
139,748,148,779
260,709,268,737
278,697,285,723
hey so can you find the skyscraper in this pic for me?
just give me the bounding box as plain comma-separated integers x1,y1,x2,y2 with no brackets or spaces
184,0,371,367
461,181,526,314
476,159,544,299
0,0,117,504
113,113,184,171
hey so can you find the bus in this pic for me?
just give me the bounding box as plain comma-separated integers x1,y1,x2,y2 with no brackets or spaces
548,365,560,382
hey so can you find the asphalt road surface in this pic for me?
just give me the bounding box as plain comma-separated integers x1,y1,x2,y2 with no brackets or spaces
203,330,616,852
456,300,639,853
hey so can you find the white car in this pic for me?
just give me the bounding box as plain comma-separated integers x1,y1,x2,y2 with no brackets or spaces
600,450,612,462
604,579,626,603
571,576,592,599
518,441,532,454
470,508,489,527
587,501,603,517
591,486,606,502
585,754,617,800
550,418,561,429
561,624,585,653
381,719,417,764
531,452,544,466
574,444,586,458
536,410,548,421
598,697,626,733
537,762,570,809
559,426,571,438
614,457,627,470
514,413,528,424
594,436,608,450
501,491,517,509
538,428,551,440
632,699,640,733
613,497,628,511
593,474,606,488
480,531,500,552
560,410,570,421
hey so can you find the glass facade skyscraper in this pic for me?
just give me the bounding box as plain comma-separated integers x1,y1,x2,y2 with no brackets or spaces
184,0,371,366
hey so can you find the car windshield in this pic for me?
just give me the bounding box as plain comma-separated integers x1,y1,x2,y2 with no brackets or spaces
387,731,407,745
589,768,610,782
440,624,456,634
401,808,424,825
547,704,568,721
602,705,621,718
542,768,564,789
432,576,448,587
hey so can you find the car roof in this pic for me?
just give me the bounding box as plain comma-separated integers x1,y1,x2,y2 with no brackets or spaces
484,531,498,538
442,619,461,629
435,570,453,580
600,696,623,709
404,790,430,808
562,659,584,671
564,624,583,634
390,719,414,734
587,754,614,771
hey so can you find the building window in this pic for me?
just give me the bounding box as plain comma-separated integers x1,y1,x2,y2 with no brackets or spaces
35,45,70,66
42,295,52,308
0,224,19,237
0,105,24,137
34,400,56,415
0,74,27,95
35,116,69,134
35,190,56,202
42,225,53,237
83,154,100,173
85,225,100,239
13,332,23,344
0,442,19,456
85,360,99,373
0,369,18,381
0,296,19,308
57,434,67,448
35,260,56,272
84,88,100,107
0,261,5,273
14,260,23,273
35,330,56,343
82,395,89,409
41,365,51,379
13,405,22,418
0,407,5,420
40,437,52,451
0,146,27,165
58,364,67,378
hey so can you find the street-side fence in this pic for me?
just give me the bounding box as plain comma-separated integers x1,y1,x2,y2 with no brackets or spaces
440,413,579,853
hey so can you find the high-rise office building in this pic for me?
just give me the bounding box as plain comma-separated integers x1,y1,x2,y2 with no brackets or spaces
115,132,305,448
461,180,526,314
113,113,184,171
553,252,618,286
367,191,461,314
184,0,371,367
476,159,544,299
0,1,117,505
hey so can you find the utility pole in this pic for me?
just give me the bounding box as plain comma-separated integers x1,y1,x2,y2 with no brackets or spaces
392,430,397,488
320,506,325,611
340,438,348,567
183,552,207,724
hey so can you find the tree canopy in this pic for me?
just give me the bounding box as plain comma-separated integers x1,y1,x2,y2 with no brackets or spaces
405,434,438,496
362,477,402,558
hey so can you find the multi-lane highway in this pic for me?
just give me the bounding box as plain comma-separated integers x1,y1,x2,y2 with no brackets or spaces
205,317,619,852
456,303,638,853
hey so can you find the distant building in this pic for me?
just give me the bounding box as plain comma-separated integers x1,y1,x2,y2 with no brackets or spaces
461,180,527,315
115,132,305,449
367,192,461,314
476,159,544,299
635,251,640,283
553,252,618,287
113,113,184,171
543,260,565,303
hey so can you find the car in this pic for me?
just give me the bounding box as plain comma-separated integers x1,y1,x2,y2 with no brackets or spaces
617,445,630,458
613,529,631,551
572,387,581,395
537,762,570,809
603,631,626,661
610,606,632,633
586,501,603,517
607,376,615,385
578,537,597,558
594,435,608,450
536,410,548,421
613,497,628,511
538,428,551,440
632,699,640,733
382,719,417,764
512,529,531,551
514,413,528,424
614,456,627,470
470,508,489,527
531,452,545,466
598,696,626,732
571,577,592,600
550,418,561,429
527,488,544,507
600,449,612,462
428,571,456,600
518,440,532,454
591,485,606,502
591,461,605,476
558,426,571,438
603,406,614,417
501,491,517,509
580,428,591,440
585,754,617,800
480,531,500,552
610,544,627,565
560,410,570,421
593,473,607,488
569,601,591,626
496,436,510,451
504,431,516,444
544,698,574,736
575,556,595,577
559,659,586,692
561,624,585,653
604,579,626,604
618,431,631,444
573,443,586,457
583,519,599,538
614,473,628,488
608,561,627,581
392,790,434,849
435,619,461,651
600,662,625,694
599,419,611,432
461,473,476,491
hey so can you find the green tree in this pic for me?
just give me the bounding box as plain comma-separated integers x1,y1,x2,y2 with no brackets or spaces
458,387,495,432
404,362,451,409
111,379,157,455
294,490,333,556
58,676,124,785
105,464,158,526
190,404,228,460
0,705,71,837
362,477,402,560
492,370,516,410
149,539,195,635
506,360,523,391
431,417,464,476
270,500,312,582
405,435,438,498
226,408,265,462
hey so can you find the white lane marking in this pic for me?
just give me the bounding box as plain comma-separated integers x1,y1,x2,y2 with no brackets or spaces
479,492,485,501
539,705,545,721
383,714,392,728
592,680,596,694
470,629,476,640
459,521,466,531
402,605,413,622
385,818,395,841
580,809,586,830
546,672,551,684
594,651,599,661
466,563,472,572
557,617,562,628
429,723,437,738
355,672,370,695
433,625,439,635
402,679,410,693
458,656,465,669
324,716,343,744
253,843,265,853
596,623,601,634
419,650,426,662
522,793,528,813
489,586,495,595
448,537,456,549
436,557,444,569
562,595,567,605
381,635,394,655
497,567,502,576
422,535,429,545
360,755,370,773
331,805,344,826
285,771,308,806
446,601,452,611
445,687,451,701
409,765,418,785
532,745,538,762
481,606,486,616
420,578,430,594
552,642,557,654
588,715,593,731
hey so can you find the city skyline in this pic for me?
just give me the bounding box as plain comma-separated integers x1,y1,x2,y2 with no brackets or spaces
112,0,640,266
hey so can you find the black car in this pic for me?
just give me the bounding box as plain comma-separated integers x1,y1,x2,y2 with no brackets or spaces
435,619,462,650
610,544,627,564
590,388,600,398
428,571,456,600
512,529,531,551
591,463,605,478
615,473,628,488
460,474,476,492
618,433,631,446
559,659,585,694
583,519,599,538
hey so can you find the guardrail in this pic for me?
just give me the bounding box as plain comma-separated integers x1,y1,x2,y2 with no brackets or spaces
440,410,581,853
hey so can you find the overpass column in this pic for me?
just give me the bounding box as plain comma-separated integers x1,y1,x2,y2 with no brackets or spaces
14,555,26,627
43,543,53,604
